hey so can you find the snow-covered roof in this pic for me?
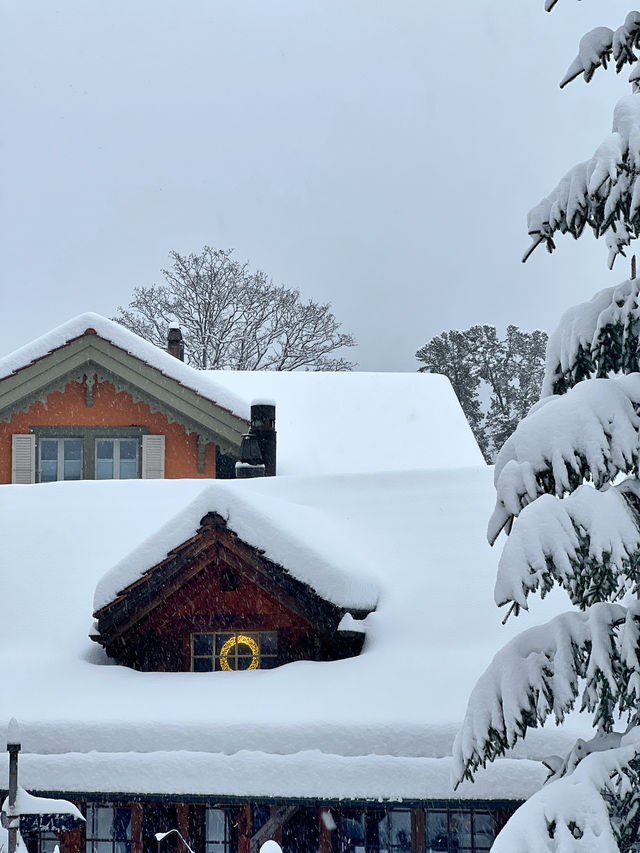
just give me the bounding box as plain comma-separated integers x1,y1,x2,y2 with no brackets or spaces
0,470,579,801
206,369,484,474
0,314,483,474
0,312,250,421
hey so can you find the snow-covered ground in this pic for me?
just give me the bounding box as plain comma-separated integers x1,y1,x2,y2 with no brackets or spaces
0,468,581,800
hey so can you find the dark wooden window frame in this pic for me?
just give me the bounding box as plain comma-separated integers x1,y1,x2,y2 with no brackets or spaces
191,630,278,672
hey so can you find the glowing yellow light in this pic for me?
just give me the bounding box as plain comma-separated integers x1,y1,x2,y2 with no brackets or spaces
219,634,260,671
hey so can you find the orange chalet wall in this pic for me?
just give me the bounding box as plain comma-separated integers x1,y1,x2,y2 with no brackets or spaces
0,378,216,483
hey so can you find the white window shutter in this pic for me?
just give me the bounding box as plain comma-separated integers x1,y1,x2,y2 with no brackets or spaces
12,434,35,484
142,435,165,479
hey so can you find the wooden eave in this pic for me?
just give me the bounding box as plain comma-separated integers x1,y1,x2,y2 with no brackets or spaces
94,513,365,645
0,333,249,453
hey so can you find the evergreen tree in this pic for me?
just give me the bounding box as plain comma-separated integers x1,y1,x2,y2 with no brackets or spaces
416,325,547,462
454,5,640,851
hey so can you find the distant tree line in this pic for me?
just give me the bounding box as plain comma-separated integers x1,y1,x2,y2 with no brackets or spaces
416,325,548,462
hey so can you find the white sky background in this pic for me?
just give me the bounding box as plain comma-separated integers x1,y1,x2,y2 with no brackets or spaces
1,0,636,371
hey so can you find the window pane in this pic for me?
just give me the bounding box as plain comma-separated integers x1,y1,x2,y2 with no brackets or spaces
193,657,213,672
96,441,114,479
389,811,411,850
425,811,448,852
261,632,278,655
193,634,213,656
41,460,58,482
450,811,472,851
119,459,137,479
63,440,82,480
41,440,58,460
473,812,495,849
119,440,137,461
206,809,226,843
119,441,137,479
114,808,131,841
97,440,114,460
40,440,58,482
94,807,113,839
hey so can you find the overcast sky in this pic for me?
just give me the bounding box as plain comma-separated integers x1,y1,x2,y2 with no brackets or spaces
2,0,636,370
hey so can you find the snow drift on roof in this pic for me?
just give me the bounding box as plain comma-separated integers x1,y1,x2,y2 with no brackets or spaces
94,480,379,612
205,369,485,474
0,470,583,800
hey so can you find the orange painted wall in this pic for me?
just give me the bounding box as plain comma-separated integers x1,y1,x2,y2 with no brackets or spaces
0,377,216,482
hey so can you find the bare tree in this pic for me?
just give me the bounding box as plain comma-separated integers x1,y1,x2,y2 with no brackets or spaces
115,247,357,370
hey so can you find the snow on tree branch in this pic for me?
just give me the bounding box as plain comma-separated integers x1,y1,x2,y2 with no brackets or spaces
542,277,640,397
523,95,640,268
488,374,640,543
559,14,640,89
491,738,640,853
453,601,640,783
495,481,640,614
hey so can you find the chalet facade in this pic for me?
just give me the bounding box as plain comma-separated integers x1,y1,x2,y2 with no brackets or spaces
0,314,250,484
0,317,541,853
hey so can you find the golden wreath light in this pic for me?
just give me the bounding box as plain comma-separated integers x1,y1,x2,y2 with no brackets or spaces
219,634,260,671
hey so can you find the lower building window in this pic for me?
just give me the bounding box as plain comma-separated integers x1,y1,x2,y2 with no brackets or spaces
191,632,278,671
40,438,82,482
205,808,233,853
96,439,138,479
85,804,132,853
341,809,411,853
426,808,495,852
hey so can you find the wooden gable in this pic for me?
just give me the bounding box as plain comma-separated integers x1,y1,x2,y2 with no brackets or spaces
93,513,370,672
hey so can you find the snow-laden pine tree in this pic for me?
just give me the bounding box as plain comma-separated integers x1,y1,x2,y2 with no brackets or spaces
454,4,640,852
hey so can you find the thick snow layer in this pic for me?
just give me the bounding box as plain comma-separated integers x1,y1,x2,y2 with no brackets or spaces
94,481,380,612
0,472,576,799
0,751,547,803
0,314,483,475
204,370,485,474
0,313,250,421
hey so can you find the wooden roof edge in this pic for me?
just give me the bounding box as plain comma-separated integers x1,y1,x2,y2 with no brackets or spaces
94,515,370,645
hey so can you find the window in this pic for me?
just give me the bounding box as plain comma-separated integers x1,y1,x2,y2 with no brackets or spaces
341,809,411,853
29,427,160,482
425,808,495,853
40,438,82,482
85,805,131,853
205,808,233,853
96,439,138,479
191,632,278,671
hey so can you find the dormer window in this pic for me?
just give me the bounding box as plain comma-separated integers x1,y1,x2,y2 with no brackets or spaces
191,631,278,672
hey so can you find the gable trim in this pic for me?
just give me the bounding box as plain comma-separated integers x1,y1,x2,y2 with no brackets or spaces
94,514,358,646
0,334,249,453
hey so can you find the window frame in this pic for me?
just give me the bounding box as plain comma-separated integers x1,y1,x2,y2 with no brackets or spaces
39,437,83,482
191,631,278,672
85,803,132,853
95,437,140,480
205,807,233,853
31,426,148,482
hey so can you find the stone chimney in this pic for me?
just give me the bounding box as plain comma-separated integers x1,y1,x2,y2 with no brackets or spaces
167,328,184,361
235,401,276,479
